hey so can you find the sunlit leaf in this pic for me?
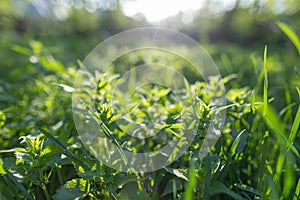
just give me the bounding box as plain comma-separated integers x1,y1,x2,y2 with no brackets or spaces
53,178,88,200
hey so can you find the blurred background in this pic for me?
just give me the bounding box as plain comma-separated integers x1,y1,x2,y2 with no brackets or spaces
0,0,299,103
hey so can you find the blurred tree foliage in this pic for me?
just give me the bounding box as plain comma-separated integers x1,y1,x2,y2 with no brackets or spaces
0,0,299,101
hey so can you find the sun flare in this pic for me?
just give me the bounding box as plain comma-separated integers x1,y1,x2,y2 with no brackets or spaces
121,0,203,22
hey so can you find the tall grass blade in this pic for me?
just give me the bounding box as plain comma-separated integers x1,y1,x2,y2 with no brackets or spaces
255,97,299,157
184,165,197,200
282,156,295,197
263,46,268,116
288,87,300,146
172,179,177,200
293,179,300,200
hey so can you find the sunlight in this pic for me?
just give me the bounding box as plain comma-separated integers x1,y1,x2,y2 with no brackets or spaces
121,0,204,22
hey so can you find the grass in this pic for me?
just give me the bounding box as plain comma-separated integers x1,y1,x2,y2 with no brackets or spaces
0,25,299,199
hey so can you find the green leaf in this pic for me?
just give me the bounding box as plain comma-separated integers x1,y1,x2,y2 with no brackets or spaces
29,40,43,55
277,21,300,55
82,102,128,166
39,145,62,165
53,178,88,200
11,45,31,55
0,111,6,127
222,73,238,84
109,173,138,192
164,167,188,181
38,128,68,152
0,158,5,174
39,130,70,165
40,56,65,73
38,127,89,170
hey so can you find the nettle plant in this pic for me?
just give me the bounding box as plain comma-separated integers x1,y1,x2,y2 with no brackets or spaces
0,28,299,200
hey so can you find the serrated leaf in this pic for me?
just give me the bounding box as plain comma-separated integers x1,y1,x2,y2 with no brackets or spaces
53,178,87,200
39,131,69,165
109,173,137,193
38,127,89,170
39,145,62,165
81,102,128,166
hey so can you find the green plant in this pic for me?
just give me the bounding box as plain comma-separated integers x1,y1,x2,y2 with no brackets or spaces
0,26,299,199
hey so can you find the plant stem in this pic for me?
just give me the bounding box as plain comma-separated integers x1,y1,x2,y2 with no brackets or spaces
42,184,51,200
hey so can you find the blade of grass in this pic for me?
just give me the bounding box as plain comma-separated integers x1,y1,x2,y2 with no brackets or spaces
282,154,295,197
255,97,299,157
184,165,197,200
293,178,300,200
282,85,292,122
274,151,285,183
263,45,268,116
288,87,300,146
173,179,177,200
276,21,300,55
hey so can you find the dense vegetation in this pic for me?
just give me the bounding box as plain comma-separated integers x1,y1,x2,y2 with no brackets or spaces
0,0,299,199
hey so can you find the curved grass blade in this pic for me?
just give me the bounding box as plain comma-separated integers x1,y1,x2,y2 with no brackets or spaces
277,21,300,55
